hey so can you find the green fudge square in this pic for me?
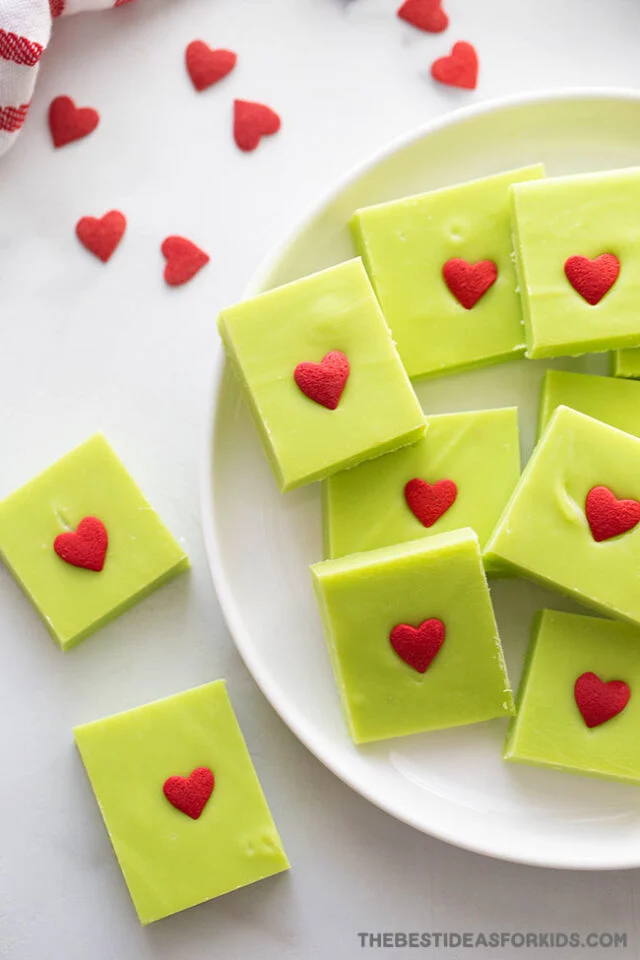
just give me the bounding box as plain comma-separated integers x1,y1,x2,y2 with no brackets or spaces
74,681,289,925
511,167,640,359
538,370,640,440
0,434,189,650
311,529,514,744
613,347,640,379
485,405,640,626
350,164,545,380
506,610,640,784
218,258,425,492
323,407,520,559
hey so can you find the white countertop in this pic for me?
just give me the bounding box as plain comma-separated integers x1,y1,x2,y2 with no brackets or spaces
3,0,640,957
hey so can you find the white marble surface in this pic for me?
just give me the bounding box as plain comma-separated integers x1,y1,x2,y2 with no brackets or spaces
2,0,640,957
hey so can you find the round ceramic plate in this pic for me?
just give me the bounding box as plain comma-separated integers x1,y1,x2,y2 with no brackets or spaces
203,91,640,870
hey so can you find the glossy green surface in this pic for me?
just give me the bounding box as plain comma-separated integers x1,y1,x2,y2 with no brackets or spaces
311,529,514,744
506,610,640,784
485,406,640,625
613,347,640,379
512,167,640,359
324,407,520,558
0,434,188,650
351,165,544,379
218,259,425,492
74,681,289,925
538,369,640,440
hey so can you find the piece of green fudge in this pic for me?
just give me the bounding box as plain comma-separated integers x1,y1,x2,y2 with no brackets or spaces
512,167,640,359
74,681,289,925
506,610,640,784
324,407,520,559
311,529,514,744
538,369,640,440
0,434,188,650
350,164,544,380
485,406,640,626
218,259,425,492
613,347,640,380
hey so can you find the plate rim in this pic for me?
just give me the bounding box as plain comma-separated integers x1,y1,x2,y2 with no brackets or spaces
201,87,640,871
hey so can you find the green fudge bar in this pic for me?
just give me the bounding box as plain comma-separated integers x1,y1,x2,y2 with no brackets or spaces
485,406,640,626
0,435,188,650
218,259,425,492
350,164,545,380
506,610,640,784
74,681,289,925
538,369,640,440
613,348,640,380
311,529,514,744
324,407,520,558
512,167,640,359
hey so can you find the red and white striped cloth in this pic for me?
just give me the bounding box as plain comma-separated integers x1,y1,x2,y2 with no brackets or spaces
0,0,131,155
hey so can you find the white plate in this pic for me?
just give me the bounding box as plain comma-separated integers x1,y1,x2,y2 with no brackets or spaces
202,90,640,870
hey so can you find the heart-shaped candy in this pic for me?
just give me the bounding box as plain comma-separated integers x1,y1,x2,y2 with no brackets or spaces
233,99,281,152
575,672,630,728
442,258,497,309
49,96,99,148
431,42,478,90
76,211,126,263
161,236,210,287
564,254,620,305
53,516,108,572
294,351,350,410
186,41,237,92
390,618,445,673
405,478,457,527
397,0,449,33
163,767,214,820
585,486,640,542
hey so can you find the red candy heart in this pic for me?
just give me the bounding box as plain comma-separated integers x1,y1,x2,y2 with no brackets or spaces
53,517,108,572
294,351,350,410
575,672,630,729
442,258,497,309
585,486,640,542
405,478,457,527
76,210,126,263
397,0,448,33
163,767,214,820
233,99,281,152
186,41,237,92
48,95,99,148
431,42,478,90
161,236,210,287
390,618,446,673
564,254,620,305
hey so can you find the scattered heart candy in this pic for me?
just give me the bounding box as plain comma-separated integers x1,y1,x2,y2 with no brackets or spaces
442,258,497,309
186,41,237,92
53,516,108,572
431,41,478,90
405,478,457,527
585,486,640,542
49,95,99,148
163,767,215,819
161,236,210,287
574,672,630,728
294,351,350,410
564,254,620,305
233,99,281,152
390,618,446,673
76,210,126,263
397,0,448,33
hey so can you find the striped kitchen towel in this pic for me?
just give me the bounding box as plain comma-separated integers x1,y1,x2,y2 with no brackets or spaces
0,0,131,156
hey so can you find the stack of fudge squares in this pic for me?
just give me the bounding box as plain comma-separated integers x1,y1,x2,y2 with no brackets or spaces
219,164,640,783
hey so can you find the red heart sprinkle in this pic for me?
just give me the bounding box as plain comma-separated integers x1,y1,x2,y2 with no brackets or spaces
574,672,630,729
161,236,210,287
390,618,445,673
405,478,457,527
53,517,108,572
185,41,237,92
48,96,99,148
294,351,350,410
233,99,281,152
431,42,478,89
397,0,448,33
585,486,640,542
564,254,620,305
163,767,214,820
442,258,497,309
76,211,126,263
